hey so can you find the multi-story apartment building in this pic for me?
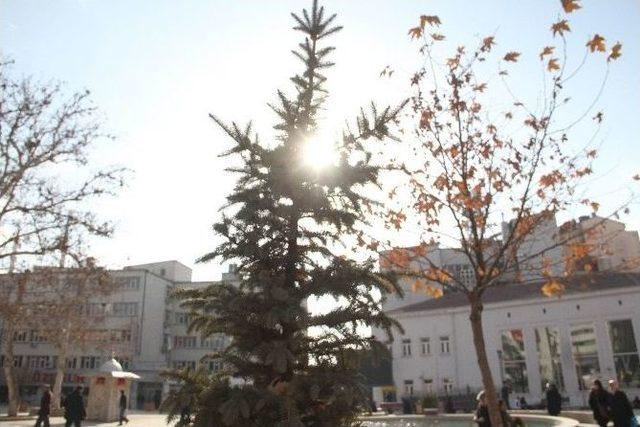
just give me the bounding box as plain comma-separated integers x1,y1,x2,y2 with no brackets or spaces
0,260,238,409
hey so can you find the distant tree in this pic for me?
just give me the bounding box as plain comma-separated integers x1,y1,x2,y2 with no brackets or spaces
0,60,125,416
24,259,116,411
382,1,626,426
166,1,405,425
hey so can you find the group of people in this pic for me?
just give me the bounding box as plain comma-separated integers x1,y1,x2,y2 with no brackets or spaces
34,385,86,427
476,379,637,427
589,379,636,427
33,384,130,427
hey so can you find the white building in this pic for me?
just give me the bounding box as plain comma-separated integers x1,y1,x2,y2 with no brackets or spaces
0,260,238,409
376,272,640,407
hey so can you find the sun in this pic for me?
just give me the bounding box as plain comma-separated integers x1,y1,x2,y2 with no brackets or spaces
303,134,338,170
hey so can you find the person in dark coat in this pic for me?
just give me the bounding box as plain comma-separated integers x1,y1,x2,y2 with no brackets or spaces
474,391,491,427
501,383,511,410
62,386,86,427
608,379,634,427
546,383,562,416
34,384,52,427
118,390,130,425
589,379,610,427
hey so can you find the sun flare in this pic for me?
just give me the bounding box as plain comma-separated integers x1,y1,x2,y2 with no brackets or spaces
303,135,338,170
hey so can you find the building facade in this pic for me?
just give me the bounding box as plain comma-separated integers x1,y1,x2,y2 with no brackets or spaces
376,273,640,407
0,260,238,409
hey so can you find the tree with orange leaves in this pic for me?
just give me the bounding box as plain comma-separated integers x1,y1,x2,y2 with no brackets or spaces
386,1,626,425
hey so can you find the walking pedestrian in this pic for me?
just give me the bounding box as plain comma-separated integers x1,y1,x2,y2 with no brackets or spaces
608,379,634,427
62,386,86,427
545,383,562,416
474,391,491,427
118,390,130,425
34,384,52,427
589,379,610,427
501,382,511,410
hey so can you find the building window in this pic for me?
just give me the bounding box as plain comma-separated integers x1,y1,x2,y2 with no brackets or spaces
13,355,23,368
443,378,453,393
66,357,77,369
112,302,138,317
30,330,47,343
420,338,431,356
501,329,529,393
174,336,197,349
172,360,196,370
13,330,27,342
423,378,433,394
27,355,51,369
570,323,600,390
207,359,223,372
608,319,640,387
440,336,450,354
115,276,141,291
535,326,564,391
80,356,100,369
175,312,190,326
403,380,414,396
402,339,412,357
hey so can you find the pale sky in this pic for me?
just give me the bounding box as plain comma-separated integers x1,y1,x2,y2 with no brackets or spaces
1,0,639,282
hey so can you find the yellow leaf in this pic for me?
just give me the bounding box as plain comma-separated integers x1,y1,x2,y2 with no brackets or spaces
425,285,444,299
547,58,560,72
608,42,622,61
561,0,581,13
551,20,571,37
503,52,521,62
586,34,606,53
541,280,565,297
539,46,555,60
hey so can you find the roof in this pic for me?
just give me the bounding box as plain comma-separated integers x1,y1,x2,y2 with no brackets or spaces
389,272,640,315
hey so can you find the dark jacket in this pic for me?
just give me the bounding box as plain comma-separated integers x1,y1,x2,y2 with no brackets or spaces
546,387,562,416
475,404,491,427
63,390,86,420
39,390,52,415
589,389,611,426
609,390,634,427
119,393,127,410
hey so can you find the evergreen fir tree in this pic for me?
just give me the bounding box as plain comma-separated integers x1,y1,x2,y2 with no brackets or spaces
167,2,405,425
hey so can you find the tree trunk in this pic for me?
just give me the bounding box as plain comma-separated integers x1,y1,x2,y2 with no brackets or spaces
1,321,20,417
52,342,68,411
469,293,502,427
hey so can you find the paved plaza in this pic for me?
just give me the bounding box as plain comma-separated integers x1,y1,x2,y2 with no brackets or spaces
0,412,171,427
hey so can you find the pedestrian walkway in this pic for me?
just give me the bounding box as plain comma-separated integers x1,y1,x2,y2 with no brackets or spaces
0,412,171,427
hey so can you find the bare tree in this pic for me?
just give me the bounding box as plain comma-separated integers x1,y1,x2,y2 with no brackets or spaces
380,2,628,425
0,60,125,416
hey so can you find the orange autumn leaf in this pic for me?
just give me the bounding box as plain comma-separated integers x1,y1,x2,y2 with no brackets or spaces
541,280,565,297
561,0,581,13
608,42,622,61
539,46,555,60
586,34,606,53
481,36,496,52
547,58,560,72
424,285,444,298
420,15,442,27
408,27,423,39
503,52,521,62
551,20,571,37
